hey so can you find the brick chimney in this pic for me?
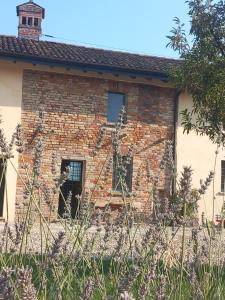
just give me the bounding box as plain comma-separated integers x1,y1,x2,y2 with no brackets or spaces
16,0,45,41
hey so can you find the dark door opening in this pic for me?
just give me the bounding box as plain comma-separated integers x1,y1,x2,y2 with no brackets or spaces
58,160,83,219
0,159,6,217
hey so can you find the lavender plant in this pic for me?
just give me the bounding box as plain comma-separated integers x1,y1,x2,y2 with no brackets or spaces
0,107,222,300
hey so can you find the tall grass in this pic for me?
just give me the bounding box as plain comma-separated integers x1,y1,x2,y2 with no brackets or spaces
0,107,224,300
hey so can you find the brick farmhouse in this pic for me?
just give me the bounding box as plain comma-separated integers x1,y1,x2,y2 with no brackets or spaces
0,1,224,222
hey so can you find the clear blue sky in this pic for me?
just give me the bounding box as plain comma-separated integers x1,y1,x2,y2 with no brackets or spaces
0,0,190,58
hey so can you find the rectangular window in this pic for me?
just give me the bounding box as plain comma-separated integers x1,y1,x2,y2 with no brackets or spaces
34,18,39,27
22,16,27,25
69,161,82,182
28,17,33,26
112,155,132,193
0,159,6,217
221,161,225,192
58,160,83,219
107,92,126,123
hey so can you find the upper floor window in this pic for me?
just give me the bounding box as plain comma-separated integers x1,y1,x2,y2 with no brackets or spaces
28,17,33,26
22,16,27,25
34,18,39,27
221,161,225,192
107,92,126,123
112,155,133,193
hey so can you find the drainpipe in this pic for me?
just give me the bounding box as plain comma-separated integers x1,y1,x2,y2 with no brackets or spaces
173,90,181,195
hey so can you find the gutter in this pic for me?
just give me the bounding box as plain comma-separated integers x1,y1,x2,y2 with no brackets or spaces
0,53,169,81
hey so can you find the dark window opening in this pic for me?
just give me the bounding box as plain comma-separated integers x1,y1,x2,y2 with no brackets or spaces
28,17,33,26
58,160,83,219
34,18,39,27
112,155,132,193
221,161,225,192
0,159,6,217
107,92,126,123
22,16,27,25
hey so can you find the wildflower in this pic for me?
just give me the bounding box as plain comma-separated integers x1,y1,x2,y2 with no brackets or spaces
112,106,126,154
104,204,113,226
201,212,205,226
0,129,12,158
139,256,157,300
42,184,52,209
156,275,166,300
0,222,8,253
15,124,24,153
152,176,161,218
62,191,72,219
188,256,202,299
116,106,126,130
8,132,16,154
0,268,14,299
113,230,127,260
33,137,45,177
198,171,214,195
83,278,95,300
38,109,45,132
95,126,106,150
115,207,127,228
16,267,37,300
53,166,71,193
50,231,65,260
124,145,134,165
102,156,112,184
119,264,139,294
79,192,94,226
135,166,141,191
8,223,24,253
160,140,174,171
95,208,102,231
179,166,193,201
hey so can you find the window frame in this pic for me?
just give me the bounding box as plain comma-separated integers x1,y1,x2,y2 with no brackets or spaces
221,160,225,192
28,17,33,26
112,154,133,194
22,16,27,25
58,160,84,219
107,92,127,124
34,18,39,27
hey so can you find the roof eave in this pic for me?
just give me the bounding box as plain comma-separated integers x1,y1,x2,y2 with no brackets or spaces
0,53,169,81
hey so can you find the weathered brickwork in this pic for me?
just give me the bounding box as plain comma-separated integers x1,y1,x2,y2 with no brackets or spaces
15,70,176,221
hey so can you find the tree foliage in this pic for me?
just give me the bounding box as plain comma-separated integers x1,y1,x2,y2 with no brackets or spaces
167,0,225,145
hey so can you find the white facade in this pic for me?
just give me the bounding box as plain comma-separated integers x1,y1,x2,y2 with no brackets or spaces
176,92,225,222
0,61,23,222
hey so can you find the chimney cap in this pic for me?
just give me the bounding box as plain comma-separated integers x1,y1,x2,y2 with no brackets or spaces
16,1,45,19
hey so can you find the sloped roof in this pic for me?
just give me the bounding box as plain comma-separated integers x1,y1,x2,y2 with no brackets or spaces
0,35,181,79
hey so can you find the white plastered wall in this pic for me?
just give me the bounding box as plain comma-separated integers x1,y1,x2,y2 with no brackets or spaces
0,61,23,222
177,92,225,222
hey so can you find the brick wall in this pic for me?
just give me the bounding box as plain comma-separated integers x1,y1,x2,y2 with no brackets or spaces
15,70,176,221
